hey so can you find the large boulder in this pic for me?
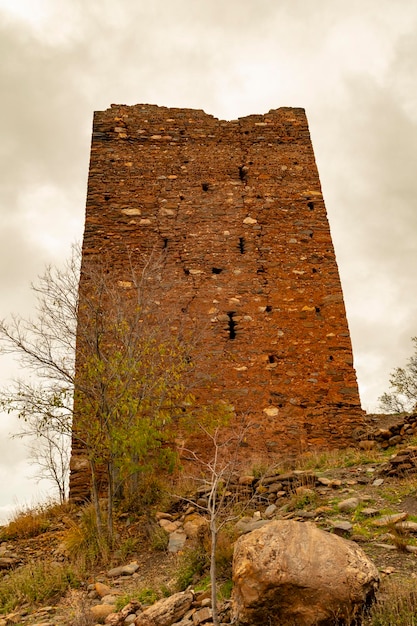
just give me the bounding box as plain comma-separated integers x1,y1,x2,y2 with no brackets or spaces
232,520,379,626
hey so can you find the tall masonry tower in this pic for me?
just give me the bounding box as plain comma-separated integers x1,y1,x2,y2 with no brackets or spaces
70,104,363,497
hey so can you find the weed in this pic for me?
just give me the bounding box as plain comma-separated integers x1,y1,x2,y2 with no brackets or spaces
117,536,142,561
115,585,169,611
149,526,169,552
175,545,209,591
366,578,417,625
63,504,110,567
0,561,80,614
219,578,233,599
287,487,317,511
386,523,409,552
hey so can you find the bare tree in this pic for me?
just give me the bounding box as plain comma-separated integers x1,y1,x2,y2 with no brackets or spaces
13,423,71,503
180,422,253,626
379,337,417,413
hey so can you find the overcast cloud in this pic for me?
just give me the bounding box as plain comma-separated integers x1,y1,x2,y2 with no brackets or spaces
1,0,417,521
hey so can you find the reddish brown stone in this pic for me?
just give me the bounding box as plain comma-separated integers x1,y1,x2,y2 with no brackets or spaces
70,104,364,500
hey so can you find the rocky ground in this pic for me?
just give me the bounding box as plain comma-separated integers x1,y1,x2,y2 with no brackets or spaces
2,414,417,625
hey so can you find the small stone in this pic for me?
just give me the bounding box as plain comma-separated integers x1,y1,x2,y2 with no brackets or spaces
121,208,141,216
372,513,408,527
361,508,379,517
332,520,353,535
337,498,360,512
372,478,384,487
238,475,254,485
159,518,182,533
389,435,403,446
396,521,417,533
95,582,113,598
90,604,116,621
168,530,187,553
243,217,257,225
155,511,173,521
192,606,212,624
317,477,332,486
263,406,279,417
107,562,139,577
264,504,277,518
101,595,118,604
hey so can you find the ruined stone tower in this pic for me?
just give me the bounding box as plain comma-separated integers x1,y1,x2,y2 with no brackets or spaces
70,104,363,498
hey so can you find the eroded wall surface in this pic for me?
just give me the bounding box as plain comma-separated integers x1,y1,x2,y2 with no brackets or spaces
70,104,363,499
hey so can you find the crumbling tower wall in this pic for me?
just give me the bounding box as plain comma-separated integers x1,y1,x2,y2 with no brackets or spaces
70,104,363,499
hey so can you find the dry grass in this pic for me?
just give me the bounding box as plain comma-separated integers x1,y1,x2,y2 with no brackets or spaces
0,561,80,614
0,501,69,540
63,504,110,567
366,577,417,625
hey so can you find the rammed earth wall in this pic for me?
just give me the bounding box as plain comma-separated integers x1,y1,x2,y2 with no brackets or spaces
70,104,364,499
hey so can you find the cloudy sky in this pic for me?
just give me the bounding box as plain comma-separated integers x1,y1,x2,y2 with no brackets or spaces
1,0,417,522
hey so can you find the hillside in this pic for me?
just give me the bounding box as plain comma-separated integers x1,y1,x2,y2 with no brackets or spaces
2,413,417,625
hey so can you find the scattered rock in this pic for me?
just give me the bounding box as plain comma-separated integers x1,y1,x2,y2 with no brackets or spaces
168,530,187,553
331,520,353,536
337,497,360,512
90,603,117,622
134,591,194,626
107,562,139,577
372,513,408,527
95,582,113,598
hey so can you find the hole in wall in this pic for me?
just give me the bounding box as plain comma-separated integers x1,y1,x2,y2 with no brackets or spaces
180,195,185,200
238,237,245,254
308,202,314,210
265,305,273,313
268,354,277,363
183,268,190,275
315,306,321,314
104,194,110,201
312,268,317,273
257,266,265,274
227,312,237,339
212,267,223,274
238,165,248,181
329,355,334,361
163,238,168,249
202,182,209,191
